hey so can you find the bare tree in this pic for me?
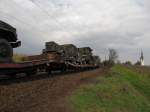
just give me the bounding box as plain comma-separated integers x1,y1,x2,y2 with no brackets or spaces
108,49,118,64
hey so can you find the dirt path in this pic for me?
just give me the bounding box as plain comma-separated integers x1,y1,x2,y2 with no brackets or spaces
0,68,108,112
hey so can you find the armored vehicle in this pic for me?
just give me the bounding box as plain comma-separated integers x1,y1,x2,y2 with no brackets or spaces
43,41,60,53
60,44,78,63
78,47,93,55
43,42,79,64
78,47,93,64
0,20,21,62
43,41,64,60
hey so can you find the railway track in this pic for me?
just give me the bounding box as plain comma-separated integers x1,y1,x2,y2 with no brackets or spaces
0,67,98,85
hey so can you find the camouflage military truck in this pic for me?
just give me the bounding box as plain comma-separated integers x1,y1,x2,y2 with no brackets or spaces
78,47,93,64
0,20,21,62
43,41,100,66
60,44,78,64
43,41,61,53
43,42,79,63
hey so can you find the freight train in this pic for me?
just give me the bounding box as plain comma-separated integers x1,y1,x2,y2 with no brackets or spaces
0,21,100,76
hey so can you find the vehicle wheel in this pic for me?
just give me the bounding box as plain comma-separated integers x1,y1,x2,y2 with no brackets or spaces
46,68,52,76
26,70,37,77
61,65,67,73
0,38,13,63
7,74,17,78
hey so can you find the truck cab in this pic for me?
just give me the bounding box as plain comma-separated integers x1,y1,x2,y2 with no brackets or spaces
0,20,21,62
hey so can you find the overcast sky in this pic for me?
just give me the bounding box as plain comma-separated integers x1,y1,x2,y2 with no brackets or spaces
0,0,150,64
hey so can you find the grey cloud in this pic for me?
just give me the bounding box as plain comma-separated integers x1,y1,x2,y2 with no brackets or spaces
0,0,150,64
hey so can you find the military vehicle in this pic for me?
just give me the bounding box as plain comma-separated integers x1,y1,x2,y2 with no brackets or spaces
43,41,100,66
43,42,79,64
78,47,93,55
60,44,78,64
78,47,93,64
43,41,61,54
0,20,21,62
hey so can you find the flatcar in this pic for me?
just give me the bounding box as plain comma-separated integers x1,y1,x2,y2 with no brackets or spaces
0,21,100,76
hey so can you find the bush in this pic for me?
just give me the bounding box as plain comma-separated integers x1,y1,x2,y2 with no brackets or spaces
124,61,132,65
102,60,114,66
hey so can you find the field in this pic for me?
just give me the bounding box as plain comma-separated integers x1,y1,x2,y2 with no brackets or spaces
69,65,150,112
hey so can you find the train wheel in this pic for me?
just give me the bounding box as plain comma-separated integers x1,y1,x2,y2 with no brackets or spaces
26,69,37,77
0,38,13,63
61,65,67,73
46,68,52,76
7,74,17,78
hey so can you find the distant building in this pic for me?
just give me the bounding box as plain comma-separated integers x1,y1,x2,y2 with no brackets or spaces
140,51,144,66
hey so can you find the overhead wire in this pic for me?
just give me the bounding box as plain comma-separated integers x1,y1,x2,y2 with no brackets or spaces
29,0,86,31
0,11,33,27
0,11,50,38
28,0,67,31
0,0,59,36
0,0,78,39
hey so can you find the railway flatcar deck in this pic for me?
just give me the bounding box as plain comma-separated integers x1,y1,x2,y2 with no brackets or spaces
0,60,48,75
0,20,100,77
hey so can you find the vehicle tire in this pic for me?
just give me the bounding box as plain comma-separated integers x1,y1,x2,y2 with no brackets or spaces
46,68,52,76
47,69,52,75
26,69,37,77
0,38,13,63
7,74,17,79
61,64,67,73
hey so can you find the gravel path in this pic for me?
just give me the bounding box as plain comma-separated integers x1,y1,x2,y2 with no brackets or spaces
0,68,108,112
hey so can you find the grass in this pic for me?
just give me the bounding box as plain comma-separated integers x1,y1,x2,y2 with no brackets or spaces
112,65,150,101
13,53,27,62
68,65,150,112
